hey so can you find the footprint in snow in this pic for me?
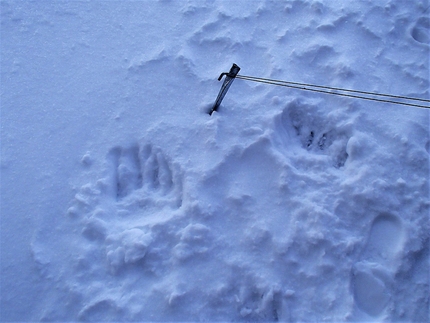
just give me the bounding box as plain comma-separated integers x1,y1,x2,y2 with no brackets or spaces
351,213,405,317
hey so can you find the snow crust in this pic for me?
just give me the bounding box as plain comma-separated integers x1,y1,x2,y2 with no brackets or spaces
1,0,429,321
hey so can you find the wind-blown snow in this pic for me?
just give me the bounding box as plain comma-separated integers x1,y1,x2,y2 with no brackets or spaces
1,0,429,322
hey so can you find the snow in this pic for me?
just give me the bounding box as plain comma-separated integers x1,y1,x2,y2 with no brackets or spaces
1,0,429,322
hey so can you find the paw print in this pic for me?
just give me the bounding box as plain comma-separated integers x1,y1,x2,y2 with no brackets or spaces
277,100,351,168
107,143,182,207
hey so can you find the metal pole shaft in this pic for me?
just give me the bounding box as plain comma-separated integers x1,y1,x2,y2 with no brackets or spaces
209,64,240,115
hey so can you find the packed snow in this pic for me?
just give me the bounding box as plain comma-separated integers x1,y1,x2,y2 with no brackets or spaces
1,0,429,322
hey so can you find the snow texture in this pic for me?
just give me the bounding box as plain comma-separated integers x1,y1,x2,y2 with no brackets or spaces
1,0,429,322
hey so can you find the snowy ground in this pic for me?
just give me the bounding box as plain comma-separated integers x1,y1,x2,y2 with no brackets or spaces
1,0,429,322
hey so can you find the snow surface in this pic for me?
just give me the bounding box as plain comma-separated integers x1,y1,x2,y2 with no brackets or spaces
1,0,429,322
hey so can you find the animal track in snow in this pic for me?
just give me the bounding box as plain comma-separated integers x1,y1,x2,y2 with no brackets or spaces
278,101,350,168
352,213,404,317
54,139,189,317
107,143,181,206
65,141,184,274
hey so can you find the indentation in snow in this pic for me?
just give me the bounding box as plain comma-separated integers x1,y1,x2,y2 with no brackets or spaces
276,100,351,168
352,213,405,316
411,17,429,44
106,142,182,207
